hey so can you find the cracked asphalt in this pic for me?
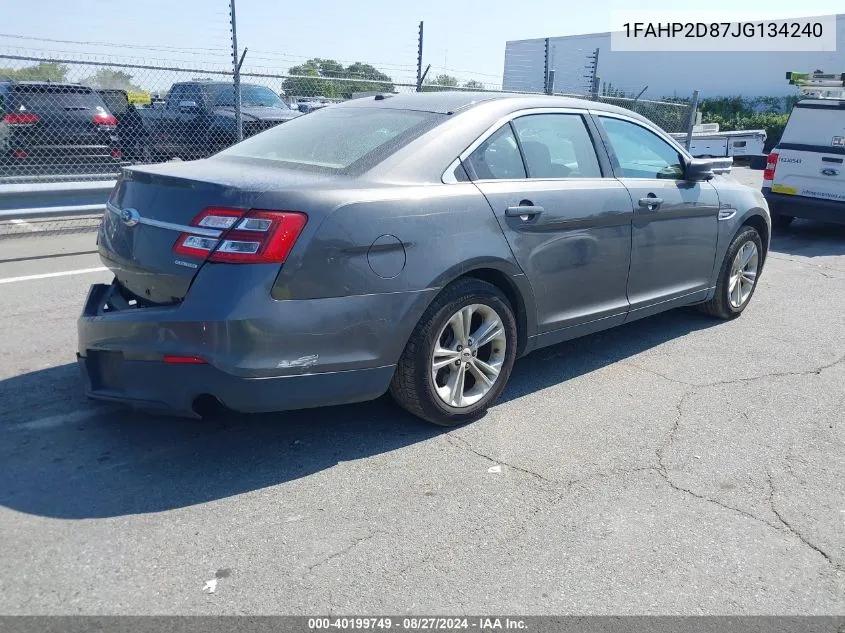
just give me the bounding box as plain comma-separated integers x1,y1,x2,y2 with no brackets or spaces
0,167,843,614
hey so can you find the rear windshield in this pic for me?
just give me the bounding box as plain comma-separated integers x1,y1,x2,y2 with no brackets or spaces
206,84,287,109
782,102,845,147
219,106,445,171
12,86,104,113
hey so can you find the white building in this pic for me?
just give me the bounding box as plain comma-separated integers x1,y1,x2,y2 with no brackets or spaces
503,14,845,100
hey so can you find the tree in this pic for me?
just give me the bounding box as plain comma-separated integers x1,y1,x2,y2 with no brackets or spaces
463,79,485,90
283,58,394,99
81,69,141,91
0,62,68,82
421,74,459,92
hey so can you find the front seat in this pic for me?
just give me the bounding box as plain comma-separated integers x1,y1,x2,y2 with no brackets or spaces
520,140,554,178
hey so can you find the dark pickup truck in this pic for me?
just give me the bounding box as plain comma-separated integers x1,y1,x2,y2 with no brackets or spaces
138,81,301,160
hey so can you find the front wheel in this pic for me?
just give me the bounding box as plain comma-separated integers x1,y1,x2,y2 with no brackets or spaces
698,226,763,320
390,278,518,426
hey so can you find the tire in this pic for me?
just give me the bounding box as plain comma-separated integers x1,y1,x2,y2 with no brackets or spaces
772,213,794,231
390,278,518,426
698,225,764,320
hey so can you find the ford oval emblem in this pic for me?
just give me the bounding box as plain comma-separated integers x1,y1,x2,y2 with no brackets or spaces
120,208,140,227
821,168,839,177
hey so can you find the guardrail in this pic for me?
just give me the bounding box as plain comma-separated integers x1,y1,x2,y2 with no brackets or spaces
0,180,115,222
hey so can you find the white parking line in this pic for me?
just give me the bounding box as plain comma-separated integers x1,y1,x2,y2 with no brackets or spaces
9,219,37,233
0,267,107,285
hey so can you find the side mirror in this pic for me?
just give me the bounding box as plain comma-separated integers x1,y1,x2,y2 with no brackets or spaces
686,158,715,182
179,100,199,113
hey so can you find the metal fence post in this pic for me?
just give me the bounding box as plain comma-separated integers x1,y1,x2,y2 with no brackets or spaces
684,90,700,151
416,22,424,93
230,0,243,142
544,38,550,95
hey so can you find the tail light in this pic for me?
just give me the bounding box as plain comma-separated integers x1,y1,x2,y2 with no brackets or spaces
173,207,307,264
163,355,207,364
110,149,122,159
93,112,118,129
3,112,39,126
763,152,779,182
11,150,28,159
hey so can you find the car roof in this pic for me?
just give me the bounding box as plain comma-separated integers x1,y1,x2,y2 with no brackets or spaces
334,91,641,117
1,81,93,90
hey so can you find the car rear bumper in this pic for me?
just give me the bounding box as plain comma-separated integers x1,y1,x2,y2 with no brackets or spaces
77,352,395,418
77,277,435,417
762,188,845,224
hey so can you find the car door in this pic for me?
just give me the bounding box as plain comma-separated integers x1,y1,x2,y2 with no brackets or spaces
595,114,719,314
466,110,633,337
160,85,187,157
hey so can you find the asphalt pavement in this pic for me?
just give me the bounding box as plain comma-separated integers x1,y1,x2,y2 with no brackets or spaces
1,167,843,614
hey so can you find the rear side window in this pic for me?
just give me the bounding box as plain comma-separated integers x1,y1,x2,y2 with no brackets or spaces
220,107,444,171
511,113,602,178
12,86,104,113
465,124,526,180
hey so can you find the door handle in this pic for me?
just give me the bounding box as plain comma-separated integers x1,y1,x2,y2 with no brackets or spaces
638,196,663,210
505,205,544,219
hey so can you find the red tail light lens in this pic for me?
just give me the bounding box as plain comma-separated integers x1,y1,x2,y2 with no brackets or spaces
12,150,28,159
172,207,307,264
3,112,39,126
763,152,778,181
93,112,118,128
110,149,122,159
163,355,207,364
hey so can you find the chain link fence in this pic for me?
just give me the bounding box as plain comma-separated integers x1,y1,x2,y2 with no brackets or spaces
0,50,694,186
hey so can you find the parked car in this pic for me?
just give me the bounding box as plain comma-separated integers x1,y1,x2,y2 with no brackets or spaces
762,96,845,228
79,92,770,426
137,81,301,160
0,81,121,167
97,89,148,162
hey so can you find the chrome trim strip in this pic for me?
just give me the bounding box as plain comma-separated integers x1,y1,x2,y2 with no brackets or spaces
718,208,737,221
106,202,222,238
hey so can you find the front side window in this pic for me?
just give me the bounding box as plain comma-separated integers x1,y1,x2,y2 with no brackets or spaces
599,117,685,179
465,124,526,180
511,113,602,178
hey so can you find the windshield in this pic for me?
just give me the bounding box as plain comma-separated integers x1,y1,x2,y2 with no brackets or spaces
219,106,444,171
206,84,287,108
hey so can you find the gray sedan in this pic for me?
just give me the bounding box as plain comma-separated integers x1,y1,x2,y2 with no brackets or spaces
78,92,770,426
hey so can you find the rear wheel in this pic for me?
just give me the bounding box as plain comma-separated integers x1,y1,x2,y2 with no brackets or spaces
772,213,794,231
698,226,763,320
390,278,518,426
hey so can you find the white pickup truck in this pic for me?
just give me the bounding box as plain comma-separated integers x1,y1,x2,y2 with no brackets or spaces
762,97,845,228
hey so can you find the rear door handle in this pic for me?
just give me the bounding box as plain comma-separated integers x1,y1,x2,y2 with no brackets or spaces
638,197,663,210
505,205,544,218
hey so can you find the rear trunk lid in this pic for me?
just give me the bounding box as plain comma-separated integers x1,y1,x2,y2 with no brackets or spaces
99,156,342,304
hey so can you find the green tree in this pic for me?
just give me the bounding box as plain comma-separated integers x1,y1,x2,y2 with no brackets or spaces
283,58,394,99
0,62,68,82
421,74,459,92
463,79,485,90
81,69,141,91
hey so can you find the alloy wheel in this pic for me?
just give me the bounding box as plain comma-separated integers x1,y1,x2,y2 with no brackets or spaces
430,304,507,408
728,241,759,309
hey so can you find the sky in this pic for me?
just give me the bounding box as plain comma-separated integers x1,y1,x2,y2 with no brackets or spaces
1,0,843,88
